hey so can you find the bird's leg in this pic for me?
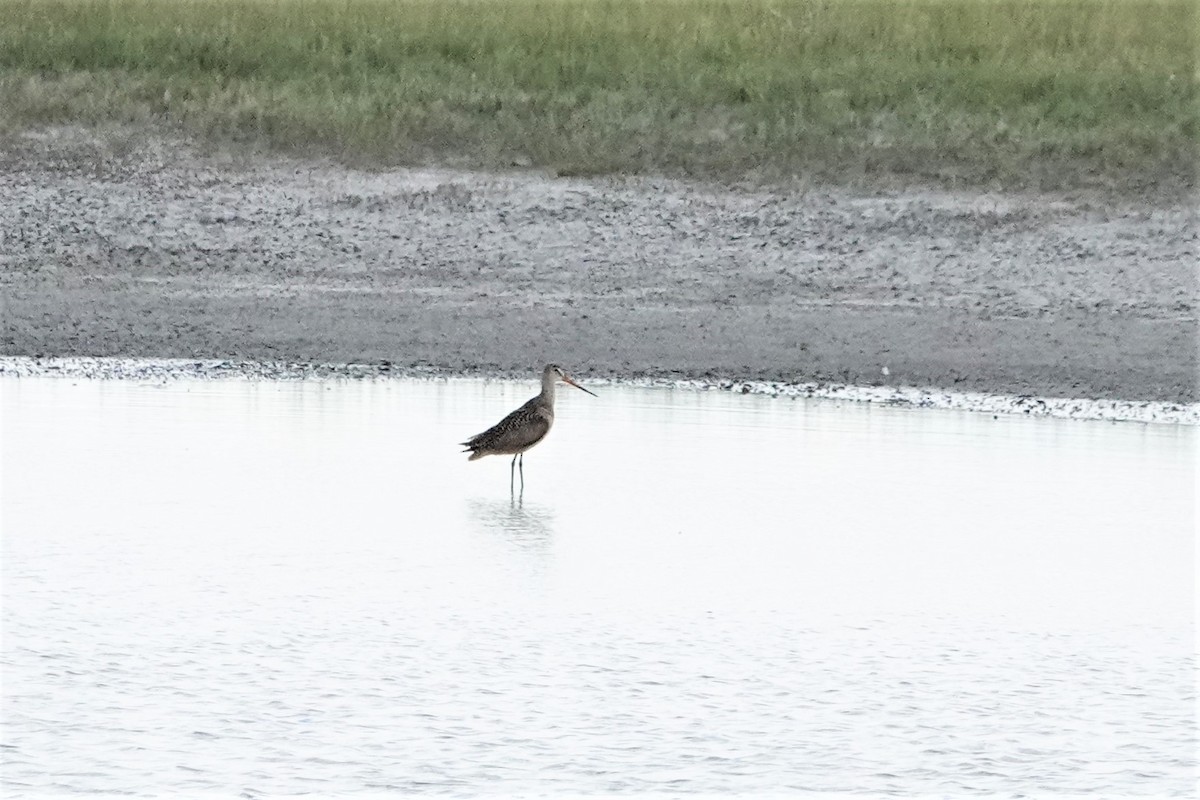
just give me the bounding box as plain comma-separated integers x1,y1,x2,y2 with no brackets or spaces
518,452,525,489
510,454,517,493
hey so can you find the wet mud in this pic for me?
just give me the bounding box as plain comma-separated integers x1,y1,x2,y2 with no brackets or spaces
2,128,1195,402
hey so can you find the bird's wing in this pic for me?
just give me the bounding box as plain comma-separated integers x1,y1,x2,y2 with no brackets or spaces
492,409,551,452
463,399,550,451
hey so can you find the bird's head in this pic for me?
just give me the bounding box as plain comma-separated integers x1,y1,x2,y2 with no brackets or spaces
544,364,597,396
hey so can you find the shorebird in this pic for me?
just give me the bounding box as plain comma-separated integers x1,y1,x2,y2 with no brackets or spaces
461,364,597,491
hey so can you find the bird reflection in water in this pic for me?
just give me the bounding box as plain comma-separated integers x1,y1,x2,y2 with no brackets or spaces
466,495,556,557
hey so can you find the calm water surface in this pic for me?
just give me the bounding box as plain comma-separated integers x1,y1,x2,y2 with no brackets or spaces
2,376,1195,796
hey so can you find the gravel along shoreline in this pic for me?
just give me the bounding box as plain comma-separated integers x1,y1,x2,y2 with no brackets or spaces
2,357,1195,425
1,129,1196,406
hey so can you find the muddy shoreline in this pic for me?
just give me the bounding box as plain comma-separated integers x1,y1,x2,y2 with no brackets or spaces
2,355,1195,425
2,128,1196,403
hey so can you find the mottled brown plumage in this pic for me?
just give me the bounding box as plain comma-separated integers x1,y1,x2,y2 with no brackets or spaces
461,364,597,490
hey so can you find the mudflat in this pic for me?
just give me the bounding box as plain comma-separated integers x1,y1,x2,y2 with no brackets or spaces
2,129,1195,402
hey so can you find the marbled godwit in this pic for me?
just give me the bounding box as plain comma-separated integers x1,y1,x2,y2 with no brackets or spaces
461,364,597,490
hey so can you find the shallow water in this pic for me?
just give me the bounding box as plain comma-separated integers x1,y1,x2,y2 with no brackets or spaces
2,376,1195,797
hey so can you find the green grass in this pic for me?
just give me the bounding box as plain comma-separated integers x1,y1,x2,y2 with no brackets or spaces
0,0,1195,188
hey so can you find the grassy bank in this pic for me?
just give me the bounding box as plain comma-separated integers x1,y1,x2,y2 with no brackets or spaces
0,0,1195,189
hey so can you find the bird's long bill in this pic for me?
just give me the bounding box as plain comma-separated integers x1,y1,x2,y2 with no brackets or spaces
562,375,598,396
